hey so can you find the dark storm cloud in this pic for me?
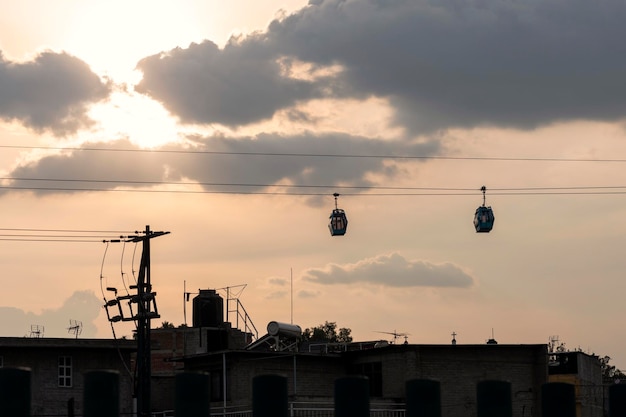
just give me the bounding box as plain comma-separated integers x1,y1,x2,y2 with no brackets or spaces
136,0,626,132
3,134,439,198
0,51,111,135
301,253,474,288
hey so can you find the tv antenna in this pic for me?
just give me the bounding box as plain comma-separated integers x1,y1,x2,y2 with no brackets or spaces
29,325,44,338
376,330,410,344
67,320,83,338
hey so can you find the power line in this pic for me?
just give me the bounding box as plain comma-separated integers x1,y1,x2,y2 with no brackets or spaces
0,228,134,233
2,144,626,162
0,238,103,242
0,228,137,243
7,177,626,191
2,181,626,196
0,234,123,238
5,177,626,192
2,176,477,190
0,185,328,195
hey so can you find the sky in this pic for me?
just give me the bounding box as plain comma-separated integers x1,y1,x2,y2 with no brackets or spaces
1,0,626,368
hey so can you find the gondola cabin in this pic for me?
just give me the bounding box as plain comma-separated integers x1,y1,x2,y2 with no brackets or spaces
329,192,348,236
329,209,348,236
474,206,495,233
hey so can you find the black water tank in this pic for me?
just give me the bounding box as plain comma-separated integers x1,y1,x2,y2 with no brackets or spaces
192,289,224,327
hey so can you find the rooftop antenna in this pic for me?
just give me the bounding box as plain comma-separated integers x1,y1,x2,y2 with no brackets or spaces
67,320,83,339
29,325,44,338
215,284,247,324
376,330,410,344
548,335,560,352
486,328,498,344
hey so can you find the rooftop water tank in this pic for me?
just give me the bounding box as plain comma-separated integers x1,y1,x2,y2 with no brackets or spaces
192,289,224,328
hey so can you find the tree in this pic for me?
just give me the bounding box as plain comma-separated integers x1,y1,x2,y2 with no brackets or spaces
599,356,626,383
158,321,175,329
302,321,353,343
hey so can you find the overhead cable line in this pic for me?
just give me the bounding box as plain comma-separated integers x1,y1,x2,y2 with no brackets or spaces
0,234,125,238
0,228,134,233
0,238,103,242
0,227,138,243
2,144,626,163
2,181,626,196
5,177,626,192
0,184,626,197
3,176,477,190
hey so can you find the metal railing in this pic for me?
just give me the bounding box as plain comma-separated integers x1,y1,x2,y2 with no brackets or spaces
227,297,258,341
159,402,406,417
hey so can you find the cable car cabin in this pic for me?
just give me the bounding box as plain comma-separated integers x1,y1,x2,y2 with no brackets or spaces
329,209,348,236
474,206,495,233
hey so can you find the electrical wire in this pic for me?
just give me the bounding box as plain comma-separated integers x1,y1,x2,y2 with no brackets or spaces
99,240,136,380
3,183,626,196
3,144,626,162
120,241,130,296
7,177,626,192
131,243,139,286
0,234,125,238
4,143,626,196
0,227,134,233
99,241,110,304
0,238,102,242
0,228,136,243
120,241,138,332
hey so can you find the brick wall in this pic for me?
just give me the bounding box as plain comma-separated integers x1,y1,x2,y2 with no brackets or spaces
183,343,549,417
0,338,134,416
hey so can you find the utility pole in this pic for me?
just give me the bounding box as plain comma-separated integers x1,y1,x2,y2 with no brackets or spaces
104,226,169,417
128,225,169,417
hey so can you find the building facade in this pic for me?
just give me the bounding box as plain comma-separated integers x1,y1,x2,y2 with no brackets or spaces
175,342,549,417
549,351,604,417
0,337,135,416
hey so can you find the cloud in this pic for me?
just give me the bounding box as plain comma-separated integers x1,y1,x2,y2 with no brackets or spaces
301,253,474,288
0,290,102,338
135,40,327,126
175,132,439,195
266,290,288,300
135,0,626,133
0,51,112,135
3,134,439,199
297,289,320,299
268,277,288,286
3,138,169,195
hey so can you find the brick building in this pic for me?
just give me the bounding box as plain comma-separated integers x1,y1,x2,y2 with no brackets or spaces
174,341,548,416
145,289,553,416
0,337,135,416
549,351,604,417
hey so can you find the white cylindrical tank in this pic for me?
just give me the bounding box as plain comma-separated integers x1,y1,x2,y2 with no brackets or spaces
267,321,302,338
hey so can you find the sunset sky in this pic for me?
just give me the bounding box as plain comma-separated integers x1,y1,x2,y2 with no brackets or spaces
1,0,626,368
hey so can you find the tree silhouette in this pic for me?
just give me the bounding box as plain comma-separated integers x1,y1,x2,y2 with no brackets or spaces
302,321,353,343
